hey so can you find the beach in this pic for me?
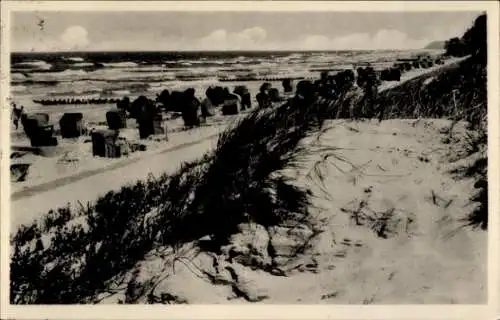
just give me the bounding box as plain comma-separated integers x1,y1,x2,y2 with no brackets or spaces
9,52,463,230
6,8,489,308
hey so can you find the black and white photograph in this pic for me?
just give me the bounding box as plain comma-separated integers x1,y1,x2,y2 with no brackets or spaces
1,1,498,317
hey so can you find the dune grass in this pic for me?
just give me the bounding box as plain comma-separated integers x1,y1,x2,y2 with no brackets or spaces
377,55,487,230
10,88,329,304
377,56,486,126
10,55,487,304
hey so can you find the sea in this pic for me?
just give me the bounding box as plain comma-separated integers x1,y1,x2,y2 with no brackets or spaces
10,50,436,116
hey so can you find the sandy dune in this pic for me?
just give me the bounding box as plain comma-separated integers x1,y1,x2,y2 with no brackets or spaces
95,119,485,304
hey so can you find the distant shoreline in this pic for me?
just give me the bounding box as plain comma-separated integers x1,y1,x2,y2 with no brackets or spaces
11,49,432,55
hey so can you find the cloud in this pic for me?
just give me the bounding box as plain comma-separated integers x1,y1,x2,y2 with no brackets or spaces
197,27,268,50
240,27,267,43
298,29,430,51
59,26,90,50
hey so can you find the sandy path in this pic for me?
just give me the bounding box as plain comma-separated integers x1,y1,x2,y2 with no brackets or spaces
10,134,220,230
11,131,221,201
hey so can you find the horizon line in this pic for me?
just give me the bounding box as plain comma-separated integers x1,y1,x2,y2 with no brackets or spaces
10,48,437,54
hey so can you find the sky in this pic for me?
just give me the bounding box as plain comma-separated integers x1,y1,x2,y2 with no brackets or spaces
11,11,481,52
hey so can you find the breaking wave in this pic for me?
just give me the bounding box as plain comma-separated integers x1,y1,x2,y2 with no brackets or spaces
102,62,139,68
64,57,85,62
14,61,52,70
10,49,434,105
72,62,95,67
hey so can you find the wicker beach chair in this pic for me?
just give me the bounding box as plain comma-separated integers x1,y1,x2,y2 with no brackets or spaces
60,113,85,138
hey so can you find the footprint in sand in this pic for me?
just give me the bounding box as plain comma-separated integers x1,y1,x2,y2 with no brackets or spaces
363,186,373,194
334,250,347,258
321,291,340,300
341,238,363,247
340,238,352,246
335,238,364,258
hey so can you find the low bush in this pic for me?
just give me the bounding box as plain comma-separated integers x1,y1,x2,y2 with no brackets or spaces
10,82,336,303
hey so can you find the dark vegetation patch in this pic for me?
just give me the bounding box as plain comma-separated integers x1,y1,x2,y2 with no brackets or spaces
10,84,329,304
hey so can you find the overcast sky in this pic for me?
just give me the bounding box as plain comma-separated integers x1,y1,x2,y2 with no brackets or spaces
11,11,481,52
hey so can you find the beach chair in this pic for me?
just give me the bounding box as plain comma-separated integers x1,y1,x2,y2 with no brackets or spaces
268,88,284,102
222,94,240,115
282,79,293,93
29,127,57,147
138,119,154,139
137,107,159,139
152,114,165,135
59,113,85,138
91,130,121,158
20,113,57,147
21,113,50,136
106,108,127,130
234,86,252,110
11,163,31,182
182,110,201,127
211,87,226,106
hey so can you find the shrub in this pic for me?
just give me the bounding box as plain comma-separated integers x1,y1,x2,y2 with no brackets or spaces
445,37,467,57
10,82,332,304
445,12,486,63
